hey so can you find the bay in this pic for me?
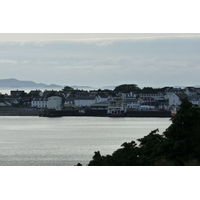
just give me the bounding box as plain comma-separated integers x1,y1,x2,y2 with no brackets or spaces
0,116,171,166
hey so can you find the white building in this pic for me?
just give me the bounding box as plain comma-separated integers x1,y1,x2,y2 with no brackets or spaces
90,101,109,110
74,96,97,107
139,92,165,100
31,97,48,108
185,87,197,96
65,95,110,107
126,98,140,109
4,98,20,106
165,88,184,100
188,96,200,106
47,96,62,110
96,94,111,103
168,93,188,107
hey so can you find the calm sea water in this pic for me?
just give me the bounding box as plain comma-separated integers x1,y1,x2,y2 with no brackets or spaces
0,116,171,166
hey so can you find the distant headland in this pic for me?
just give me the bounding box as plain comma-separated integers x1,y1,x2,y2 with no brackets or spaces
0,78,63,88
0,78,114,90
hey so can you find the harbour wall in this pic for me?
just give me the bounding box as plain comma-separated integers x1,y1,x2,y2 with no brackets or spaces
126,110,171,117
39,109,171,117
0,107,171,117
0,107,39,116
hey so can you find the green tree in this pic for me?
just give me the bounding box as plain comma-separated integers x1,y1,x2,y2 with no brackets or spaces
162,98,200,165
84,98,200,166
114,84,141,93
136,129,166,165
46,91,58,98
0,93,5,99
62,86,74,92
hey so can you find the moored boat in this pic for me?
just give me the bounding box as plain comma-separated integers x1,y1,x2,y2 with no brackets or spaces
171,109,177,116
107,96,127,117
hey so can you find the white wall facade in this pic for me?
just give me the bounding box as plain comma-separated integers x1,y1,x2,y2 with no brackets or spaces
168,94,181,106
47,96,62,110
127,102,140,109
190,100,199,105
126,99,140,109
140,93,164,100
74,98,96,107
96,95,110,103
31,98,48,108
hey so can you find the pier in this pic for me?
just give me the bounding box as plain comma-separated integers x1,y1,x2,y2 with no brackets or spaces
39,108,171,117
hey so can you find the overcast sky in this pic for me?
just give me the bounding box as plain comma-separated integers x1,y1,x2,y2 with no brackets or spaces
0,33,200,88
1,1,199,193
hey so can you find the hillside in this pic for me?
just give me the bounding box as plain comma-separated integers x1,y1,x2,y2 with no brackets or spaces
0,78,63,88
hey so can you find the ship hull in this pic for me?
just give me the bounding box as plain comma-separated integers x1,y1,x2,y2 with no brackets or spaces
107,108,126,117
107,113,126,117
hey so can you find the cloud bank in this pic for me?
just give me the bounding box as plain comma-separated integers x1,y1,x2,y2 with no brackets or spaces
0,34,200,88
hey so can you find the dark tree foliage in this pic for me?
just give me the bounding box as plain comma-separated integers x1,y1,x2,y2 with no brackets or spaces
88,142,140,166
140,87,166,94
70,89,82,96
140,87,155,93
0,93,5,99
45,91,58,98
114,84,141,93
162,98,200,165
96,89,115,96
137,129,166,165
62,86,74,92
85,99,200,166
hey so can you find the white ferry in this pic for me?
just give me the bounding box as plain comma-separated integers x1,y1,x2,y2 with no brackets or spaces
107,96,127,117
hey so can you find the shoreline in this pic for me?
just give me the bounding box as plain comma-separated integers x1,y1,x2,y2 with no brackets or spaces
0,107,39,116
0,107,172,117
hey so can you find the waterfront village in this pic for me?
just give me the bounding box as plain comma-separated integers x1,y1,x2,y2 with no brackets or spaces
0,84,200,115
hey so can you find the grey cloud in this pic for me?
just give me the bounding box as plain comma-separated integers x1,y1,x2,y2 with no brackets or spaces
0,59,18,65
0,36,200,87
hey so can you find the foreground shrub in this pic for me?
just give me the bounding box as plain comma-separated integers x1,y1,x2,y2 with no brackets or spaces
82,99,200,166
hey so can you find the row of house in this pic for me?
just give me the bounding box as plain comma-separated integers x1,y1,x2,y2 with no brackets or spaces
169,93,200,107
1,86,200,109
65,94,110,107
64,87,200,109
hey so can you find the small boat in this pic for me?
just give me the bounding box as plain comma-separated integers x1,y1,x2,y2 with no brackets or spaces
107,96,127,117
169,106,177,117
171,108,177,116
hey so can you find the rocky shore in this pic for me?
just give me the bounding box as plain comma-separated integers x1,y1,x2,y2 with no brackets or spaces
0,107,39,116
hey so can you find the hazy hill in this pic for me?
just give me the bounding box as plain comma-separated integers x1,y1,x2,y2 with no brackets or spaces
0,78,63,88
70,85,94,89
0,78,116,90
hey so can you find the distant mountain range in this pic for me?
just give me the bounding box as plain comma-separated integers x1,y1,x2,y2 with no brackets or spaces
71,85,116,90
0,78,116,90
0,78,63,88
70,85,94,89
